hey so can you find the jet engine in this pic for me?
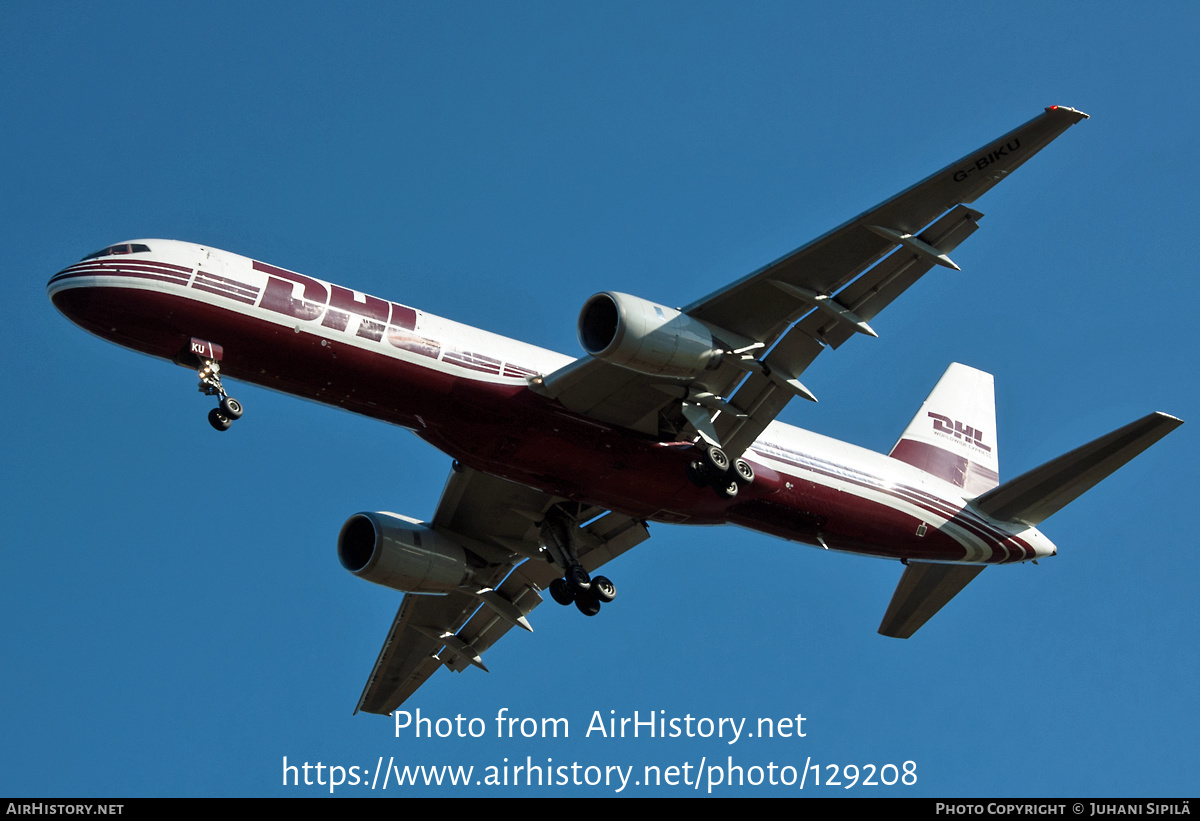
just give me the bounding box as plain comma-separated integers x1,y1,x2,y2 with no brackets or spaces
337,511,475,594
577,291,726,378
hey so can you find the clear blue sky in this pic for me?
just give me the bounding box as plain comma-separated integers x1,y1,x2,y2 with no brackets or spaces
3,1,1197,797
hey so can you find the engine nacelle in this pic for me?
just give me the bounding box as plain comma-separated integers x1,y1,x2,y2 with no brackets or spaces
577,291,725,378
337,511,475,594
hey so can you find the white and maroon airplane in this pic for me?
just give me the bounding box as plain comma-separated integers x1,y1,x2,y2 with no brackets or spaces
48,106,1180,715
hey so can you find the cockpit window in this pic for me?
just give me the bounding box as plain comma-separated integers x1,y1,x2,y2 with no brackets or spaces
81,243,151,261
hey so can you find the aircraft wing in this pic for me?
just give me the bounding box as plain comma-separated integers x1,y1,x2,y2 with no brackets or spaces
355,466,650,715
540,106,1089,457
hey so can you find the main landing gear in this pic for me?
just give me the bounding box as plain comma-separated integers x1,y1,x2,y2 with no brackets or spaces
197,359,244,432
542,507,618,618
686,444,755,499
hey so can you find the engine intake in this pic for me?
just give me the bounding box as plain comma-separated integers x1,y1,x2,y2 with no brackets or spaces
338,511,474,593
577,292,725,378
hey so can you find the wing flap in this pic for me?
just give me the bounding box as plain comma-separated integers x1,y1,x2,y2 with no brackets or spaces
795,205,982,350
710,206,984,458
356,566,549,714
438,564,548,674
712,326,825,458
355,591,480,715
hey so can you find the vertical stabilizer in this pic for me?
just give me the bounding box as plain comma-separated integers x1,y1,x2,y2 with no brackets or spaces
889,363,999,495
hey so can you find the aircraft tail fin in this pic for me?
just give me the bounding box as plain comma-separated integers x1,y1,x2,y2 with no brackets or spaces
878,561,986,639
970,412,1182,527
889,363,1000,495
881,400,1180,640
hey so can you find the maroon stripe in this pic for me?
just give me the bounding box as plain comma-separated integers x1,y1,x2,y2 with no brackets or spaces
51,269,190,287
753,444,1029,561
64,259,193,275
50,271,188,286
443,353,502,374
889,439,999,492
51,264,192,285
191,283,257,304
49,270,99,284
193,274,258,298
122,270,191,286
194,271,258,293
455,352,500,366
760,442,988,527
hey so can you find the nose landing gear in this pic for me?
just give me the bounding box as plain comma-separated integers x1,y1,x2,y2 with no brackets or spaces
197,359,244,432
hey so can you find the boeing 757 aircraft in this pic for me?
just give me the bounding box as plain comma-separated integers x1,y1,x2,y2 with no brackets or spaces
48,106,1181,715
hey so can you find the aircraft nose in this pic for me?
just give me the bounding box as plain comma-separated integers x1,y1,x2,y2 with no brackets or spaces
46,258,108,331
47,240,179,333
47,264,94,325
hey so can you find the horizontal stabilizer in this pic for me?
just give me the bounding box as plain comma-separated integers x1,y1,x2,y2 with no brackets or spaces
971,412,1183,526
878,561,986,639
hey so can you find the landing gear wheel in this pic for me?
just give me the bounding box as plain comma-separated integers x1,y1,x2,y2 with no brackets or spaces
714,478,739,499
208,408,233,432
574,590,601,617
219,396,243,420
591,575,617,603
196,355,245,430
566,564,591,593
685,460,709,487
549,578,575,606
702,445,730,474
734,458,755,485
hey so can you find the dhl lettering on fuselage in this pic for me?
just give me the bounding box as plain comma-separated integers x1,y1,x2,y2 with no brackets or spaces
252,260,442,360
251,261,541,376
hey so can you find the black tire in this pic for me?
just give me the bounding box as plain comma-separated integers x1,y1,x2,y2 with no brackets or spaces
549,578,574,606
592,575,617,603
208,409,232,432
219,396,243,420
703,445,729,474
714,478,739,499
575,591,601,617
566,564,591,593
734,458,755,485
685,460,709,487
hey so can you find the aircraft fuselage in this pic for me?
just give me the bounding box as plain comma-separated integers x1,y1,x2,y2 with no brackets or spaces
48,239,1055,566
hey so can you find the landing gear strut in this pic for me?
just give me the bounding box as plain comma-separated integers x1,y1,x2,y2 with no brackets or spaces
688,445,755,498
198,359,244,432
541,506,618,617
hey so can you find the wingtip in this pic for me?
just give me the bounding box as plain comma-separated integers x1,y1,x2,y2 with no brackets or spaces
1046,105,1090,121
